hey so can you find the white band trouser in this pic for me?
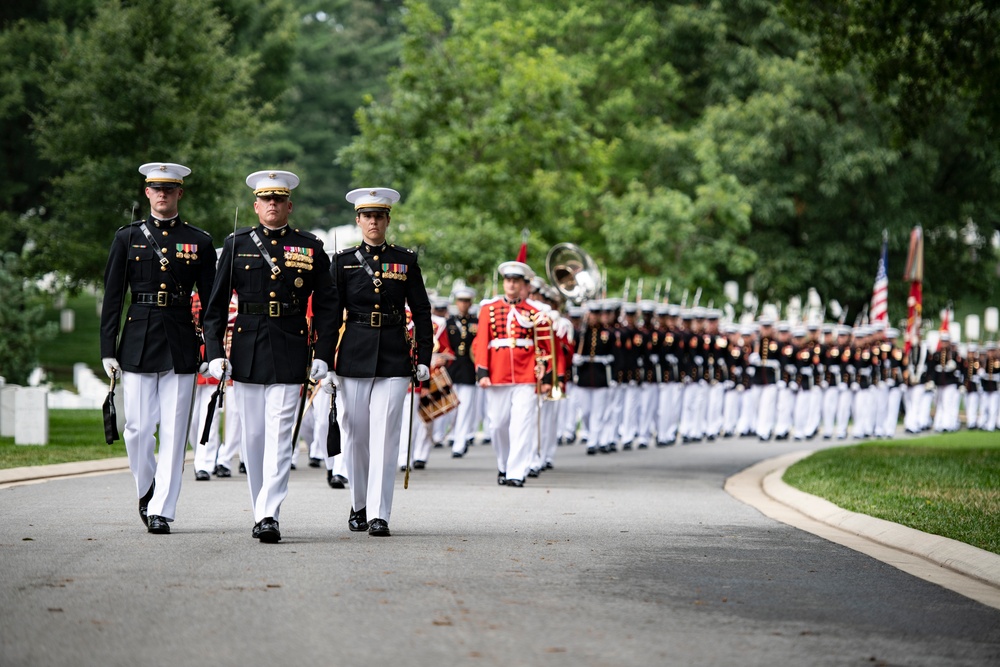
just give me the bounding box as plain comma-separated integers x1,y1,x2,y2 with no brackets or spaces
485,383,538,481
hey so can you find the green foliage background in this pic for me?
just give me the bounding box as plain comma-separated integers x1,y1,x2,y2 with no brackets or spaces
0,0,998,377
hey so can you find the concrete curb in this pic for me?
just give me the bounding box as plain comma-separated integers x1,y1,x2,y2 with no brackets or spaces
0,456,132,485
726,451,1000,610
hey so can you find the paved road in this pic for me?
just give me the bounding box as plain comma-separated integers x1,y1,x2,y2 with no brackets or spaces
2,436,999,666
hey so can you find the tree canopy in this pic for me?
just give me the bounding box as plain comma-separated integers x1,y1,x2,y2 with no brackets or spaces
342,0,998,323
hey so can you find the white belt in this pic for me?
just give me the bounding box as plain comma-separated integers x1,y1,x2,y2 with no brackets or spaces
489,338,534,349
573,353,614,365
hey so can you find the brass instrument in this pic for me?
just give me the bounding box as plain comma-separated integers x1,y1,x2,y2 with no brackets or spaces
545,243,601,305
531,310,563,400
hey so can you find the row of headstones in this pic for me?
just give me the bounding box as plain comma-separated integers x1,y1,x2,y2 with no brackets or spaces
0,379,49,445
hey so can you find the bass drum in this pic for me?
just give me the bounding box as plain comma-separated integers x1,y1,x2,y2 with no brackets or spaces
418,366,460,424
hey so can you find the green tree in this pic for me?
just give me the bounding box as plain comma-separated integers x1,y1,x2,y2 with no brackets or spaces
28,0,297,285
343,0,998,321
0,253,56,385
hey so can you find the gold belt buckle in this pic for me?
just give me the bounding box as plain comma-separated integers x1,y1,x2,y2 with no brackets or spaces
370,312,382,327
268,301,281,317
156,291,169,307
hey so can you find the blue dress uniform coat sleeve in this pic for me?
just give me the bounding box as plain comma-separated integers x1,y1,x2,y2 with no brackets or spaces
100,219,216,374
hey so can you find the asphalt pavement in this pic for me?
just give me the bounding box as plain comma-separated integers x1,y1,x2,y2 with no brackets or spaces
2,433,999,666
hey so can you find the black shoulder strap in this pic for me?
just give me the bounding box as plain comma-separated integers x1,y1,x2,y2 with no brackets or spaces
138,222,184,294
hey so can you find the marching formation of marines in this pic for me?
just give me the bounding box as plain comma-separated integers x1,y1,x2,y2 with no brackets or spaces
102,161,999,541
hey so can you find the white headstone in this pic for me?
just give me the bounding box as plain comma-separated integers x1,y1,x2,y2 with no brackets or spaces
60,308,75,333
0,385,18,438
14,386,48,445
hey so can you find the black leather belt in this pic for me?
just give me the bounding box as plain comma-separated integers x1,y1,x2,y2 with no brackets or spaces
238,301,302,317
132,292,190,307
346,311,402,328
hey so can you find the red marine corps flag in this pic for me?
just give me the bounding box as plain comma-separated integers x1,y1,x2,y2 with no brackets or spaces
870,230,889,325
902,226,924,356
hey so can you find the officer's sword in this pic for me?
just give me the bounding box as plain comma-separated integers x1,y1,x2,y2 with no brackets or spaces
104,202,138,444
200,207,239,445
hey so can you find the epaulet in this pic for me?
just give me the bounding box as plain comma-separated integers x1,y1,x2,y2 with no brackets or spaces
293,228,319,241
390,244,417,255
336,245,358,256
117,220,143,232
182,221,212,238
230,226,254,239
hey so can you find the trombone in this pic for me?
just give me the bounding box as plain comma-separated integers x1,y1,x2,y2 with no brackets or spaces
532,311,563,400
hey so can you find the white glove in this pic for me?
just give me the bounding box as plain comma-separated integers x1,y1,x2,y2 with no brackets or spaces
777,380,787,389
198,362,209,375
416,364,431,382
208,358,230,381
310,358,329,381
102,357,121,380
748,353,761,365
321,371,337,394
789,381,799,391
850,382,860,391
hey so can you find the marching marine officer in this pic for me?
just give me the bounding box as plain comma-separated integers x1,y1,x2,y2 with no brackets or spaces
100,162,217,534
203,170,337,543
329,187,432,537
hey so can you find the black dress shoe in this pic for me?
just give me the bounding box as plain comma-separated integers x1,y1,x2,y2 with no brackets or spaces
349,507,368,532
497,471,507,486
214,464,232,478
138,482,155,527
451,451,464,458
327,471,347,489
239,462,246,474
147,515,170,534
257,517,280,543
308,457,321,468
622,442,632,451
290,462,297,470
527,468,540,478
195,470,210,481
543,461,554,470
252,521,261,539
413,460,426,470
368,518,391,536
507,478,524,488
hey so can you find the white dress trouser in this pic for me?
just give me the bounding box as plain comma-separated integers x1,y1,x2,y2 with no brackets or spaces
657,382,683,442
340,376,409,523
486,383,538,481
755,385,778,439
123,371,195,522
234,382,300,523
400,391,434,467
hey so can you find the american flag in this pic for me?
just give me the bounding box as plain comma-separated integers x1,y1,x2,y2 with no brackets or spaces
870,233,889,324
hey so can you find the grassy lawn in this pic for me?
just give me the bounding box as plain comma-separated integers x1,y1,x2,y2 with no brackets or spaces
39,292,104,389
784,431,1000,555
0,409,127,469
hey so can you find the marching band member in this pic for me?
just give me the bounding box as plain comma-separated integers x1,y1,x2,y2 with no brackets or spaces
399,305,454,470
574,301,618,455
445,286,480,457
474,261,559,486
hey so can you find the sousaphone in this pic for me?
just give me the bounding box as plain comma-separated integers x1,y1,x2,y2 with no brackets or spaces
545,242,601,305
